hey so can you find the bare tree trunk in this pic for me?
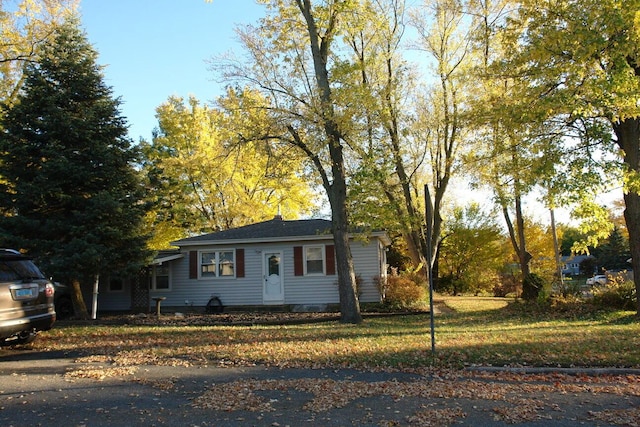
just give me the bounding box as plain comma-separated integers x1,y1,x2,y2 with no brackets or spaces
515,191,531,278
330,185,362,323
297,0,361,323
70,278,89,320
501,196,532,281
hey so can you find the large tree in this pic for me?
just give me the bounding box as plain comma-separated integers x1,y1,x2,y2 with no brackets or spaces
141,94,318,249
497,0,640,312
215,0,402,323
339,0,431,273
410,0,480,280
0,18,149,319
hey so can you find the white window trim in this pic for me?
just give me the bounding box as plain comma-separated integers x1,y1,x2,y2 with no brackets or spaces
152,264,171,291
303,244,326,276
199,249,236,279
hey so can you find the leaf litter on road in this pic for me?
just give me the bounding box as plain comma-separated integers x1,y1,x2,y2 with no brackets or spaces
189,371,640,426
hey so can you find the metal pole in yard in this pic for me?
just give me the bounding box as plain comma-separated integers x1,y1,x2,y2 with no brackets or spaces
425,184,436,355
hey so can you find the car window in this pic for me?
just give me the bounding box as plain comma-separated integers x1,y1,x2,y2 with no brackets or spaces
0,262,21,281
0,259,45,281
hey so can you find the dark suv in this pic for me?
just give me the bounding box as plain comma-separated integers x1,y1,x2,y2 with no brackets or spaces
0,249,56,345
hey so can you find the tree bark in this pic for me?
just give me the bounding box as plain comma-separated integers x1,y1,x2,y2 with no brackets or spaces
515,192,532,278
330,183,362,324
614,117,640,314
70,278,89,320
297,0,361,323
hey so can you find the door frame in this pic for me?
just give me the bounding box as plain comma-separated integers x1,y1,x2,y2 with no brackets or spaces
262,250,284,304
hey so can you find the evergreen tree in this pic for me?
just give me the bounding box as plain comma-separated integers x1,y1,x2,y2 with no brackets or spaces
596,226,631,272
0,18,150,319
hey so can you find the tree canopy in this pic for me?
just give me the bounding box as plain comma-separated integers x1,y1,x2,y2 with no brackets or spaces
494,0,640,311
0,0,77,105
140,93,319,249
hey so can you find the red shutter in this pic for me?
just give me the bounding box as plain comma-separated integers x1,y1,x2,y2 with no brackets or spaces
189,251,198,279
294,246,303,276
325,245,336,275
236,248,245,278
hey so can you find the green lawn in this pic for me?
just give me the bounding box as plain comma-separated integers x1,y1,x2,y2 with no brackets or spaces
33,297,640,371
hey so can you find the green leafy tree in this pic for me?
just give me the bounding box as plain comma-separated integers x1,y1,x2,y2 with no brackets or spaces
1,0,77,105
214,0,399,323
141,94,318,249
496,0,640,313
0,18,150,319
594,226,631,272
438,203,506,295
466,0,603,293
559,225,586,256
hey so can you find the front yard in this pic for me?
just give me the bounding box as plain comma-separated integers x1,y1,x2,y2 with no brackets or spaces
31,297,640,370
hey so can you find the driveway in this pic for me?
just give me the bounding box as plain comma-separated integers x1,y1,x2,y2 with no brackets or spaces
1,347,639,426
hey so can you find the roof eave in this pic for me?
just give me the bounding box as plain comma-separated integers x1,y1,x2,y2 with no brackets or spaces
172,231,391,248
172,234,334,247
152,253,185,264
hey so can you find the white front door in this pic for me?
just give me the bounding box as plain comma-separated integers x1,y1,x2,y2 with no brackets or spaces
263,251,284,304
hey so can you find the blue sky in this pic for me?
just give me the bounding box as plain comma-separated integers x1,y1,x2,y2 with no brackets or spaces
80,1,266,142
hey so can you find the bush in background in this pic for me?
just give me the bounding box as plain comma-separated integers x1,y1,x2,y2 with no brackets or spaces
553,278,583,298
376,269,427,309
522,273,548,301
494,273,521,297
591,276,637,310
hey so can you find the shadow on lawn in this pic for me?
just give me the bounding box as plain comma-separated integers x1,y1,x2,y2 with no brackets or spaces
16,301,639,370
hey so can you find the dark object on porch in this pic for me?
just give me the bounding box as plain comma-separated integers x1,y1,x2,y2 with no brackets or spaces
205,296,224,314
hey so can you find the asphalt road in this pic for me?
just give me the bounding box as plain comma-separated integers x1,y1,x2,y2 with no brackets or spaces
1,347,639,426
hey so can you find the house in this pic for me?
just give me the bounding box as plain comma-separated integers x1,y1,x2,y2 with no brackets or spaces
561,254,595,276
95,216,391,313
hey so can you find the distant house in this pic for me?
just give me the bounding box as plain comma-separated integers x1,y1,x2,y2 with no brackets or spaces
95,216,391,313
561,254,595,276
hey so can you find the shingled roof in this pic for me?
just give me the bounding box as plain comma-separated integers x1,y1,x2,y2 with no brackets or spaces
172,217,333,246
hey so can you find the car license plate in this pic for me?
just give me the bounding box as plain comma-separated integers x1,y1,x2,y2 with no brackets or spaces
15,288,34,298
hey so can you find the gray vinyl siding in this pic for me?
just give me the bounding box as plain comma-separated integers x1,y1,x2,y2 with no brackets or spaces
351,240,384,303
95,279,131,311
148,237,385,309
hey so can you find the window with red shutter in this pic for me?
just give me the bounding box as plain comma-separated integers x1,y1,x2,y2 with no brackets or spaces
294,246,303,276
236,248,245,278
189,251,198,279
325,244,335,275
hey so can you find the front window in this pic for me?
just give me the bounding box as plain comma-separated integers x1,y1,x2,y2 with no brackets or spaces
154,264,170,290
304,246,324,275
200,250,235,278
201,252,217,277
109,277,124,292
